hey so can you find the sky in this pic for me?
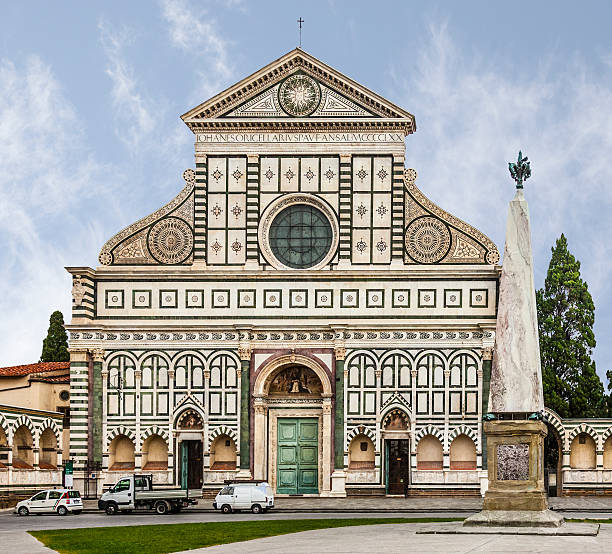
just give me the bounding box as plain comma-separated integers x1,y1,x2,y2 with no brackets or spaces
1,1,611,385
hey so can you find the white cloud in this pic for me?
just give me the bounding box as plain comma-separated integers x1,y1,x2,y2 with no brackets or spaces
392,22,612,380
98,20,159,153
0,55,121,366
159,0,233,101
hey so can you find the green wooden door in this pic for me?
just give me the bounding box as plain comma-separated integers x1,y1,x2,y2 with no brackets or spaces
277,418,318,494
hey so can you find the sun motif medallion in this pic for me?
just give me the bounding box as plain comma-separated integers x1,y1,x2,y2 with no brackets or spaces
278,74,321,116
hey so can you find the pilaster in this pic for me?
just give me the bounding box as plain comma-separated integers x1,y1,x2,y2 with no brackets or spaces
245,154,260,266
193,154,208,265
238,342,252,476
330,342,347,497
338,153,352,263
69,347,89,470
391,154,405,262
481,347,493,469
91,348,104,465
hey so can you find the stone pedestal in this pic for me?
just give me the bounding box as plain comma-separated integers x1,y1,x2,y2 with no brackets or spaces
464,420,563,527
329,469,347,497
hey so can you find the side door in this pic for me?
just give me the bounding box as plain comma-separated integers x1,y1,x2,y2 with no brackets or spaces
47,490,63,512
111,477,133,507
28,491,49,513
234,487,251,509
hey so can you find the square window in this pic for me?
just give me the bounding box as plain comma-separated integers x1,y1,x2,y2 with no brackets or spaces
212,290,230,308
418,289,436,308
105,290,124,309
185,290,204,308
360,442,368,452
315,289,333,308
444,289,462,308
264,290,282,308
238,289,256,308
470,289,489,308
366,289,384,308
159,290,178,308
392,289,410,308
290,289,308,308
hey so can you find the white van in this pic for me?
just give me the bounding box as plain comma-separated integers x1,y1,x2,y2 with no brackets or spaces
213,482,274,514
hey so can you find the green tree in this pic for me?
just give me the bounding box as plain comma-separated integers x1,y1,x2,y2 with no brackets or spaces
536,234,606,418
40,310,70,362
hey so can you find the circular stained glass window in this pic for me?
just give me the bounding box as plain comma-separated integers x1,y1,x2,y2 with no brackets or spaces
269,205,333,269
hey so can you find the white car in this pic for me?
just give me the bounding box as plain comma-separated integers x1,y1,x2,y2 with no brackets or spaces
15,488,83,516
213,482,274,514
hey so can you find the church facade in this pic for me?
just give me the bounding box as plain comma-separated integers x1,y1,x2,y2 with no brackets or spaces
66,49,503,496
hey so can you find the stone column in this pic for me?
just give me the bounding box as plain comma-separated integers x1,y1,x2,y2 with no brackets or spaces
101,366,109,471
134,367,142,471
203,367,210,470
91,349,104,466
443,368,450,470
167,367,175,485
330,344,347,496
238,343,252,478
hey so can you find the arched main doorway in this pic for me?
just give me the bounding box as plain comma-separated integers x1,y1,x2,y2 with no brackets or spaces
253,354,333,495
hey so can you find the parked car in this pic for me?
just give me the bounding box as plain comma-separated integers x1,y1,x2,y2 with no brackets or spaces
98,474,201,515
213,482,274,514
15,489,82,516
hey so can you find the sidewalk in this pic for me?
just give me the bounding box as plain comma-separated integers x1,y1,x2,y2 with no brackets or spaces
81,496,612,513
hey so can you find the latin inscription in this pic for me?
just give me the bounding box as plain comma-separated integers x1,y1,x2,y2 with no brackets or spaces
197,132,405,143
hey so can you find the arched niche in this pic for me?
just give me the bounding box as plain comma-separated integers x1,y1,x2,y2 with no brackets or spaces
210,434,237,470
142,435,168,470
12,425,34,469
570,433,596,469
348,434,375,470
417,435,443,470
449,434,476,470
39,428,58,469
109,435,135,471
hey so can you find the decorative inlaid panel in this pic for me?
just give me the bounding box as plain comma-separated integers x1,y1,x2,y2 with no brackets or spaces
351,155,392,264
105,290,124,309
186,290,205,308
470,289,489,308
207,156,247,265
132,290,151,309
159,290,177,309
497,444,529,481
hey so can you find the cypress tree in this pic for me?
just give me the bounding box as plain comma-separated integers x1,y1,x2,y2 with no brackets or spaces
40,310,70,362
536,234,606,417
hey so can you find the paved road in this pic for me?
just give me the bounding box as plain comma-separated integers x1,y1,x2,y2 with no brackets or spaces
1,507,611,532
0,509,476,532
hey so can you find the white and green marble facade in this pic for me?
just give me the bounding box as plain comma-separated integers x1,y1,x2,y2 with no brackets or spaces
0,404,63,488
67,49,504,496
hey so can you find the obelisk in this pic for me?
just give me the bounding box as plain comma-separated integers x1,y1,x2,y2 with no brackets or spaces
465,152,563,527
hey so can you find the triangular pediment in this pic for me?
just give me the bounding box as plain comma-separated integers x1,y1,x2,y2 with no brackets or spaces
181,49,415,133
222,77,375,118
